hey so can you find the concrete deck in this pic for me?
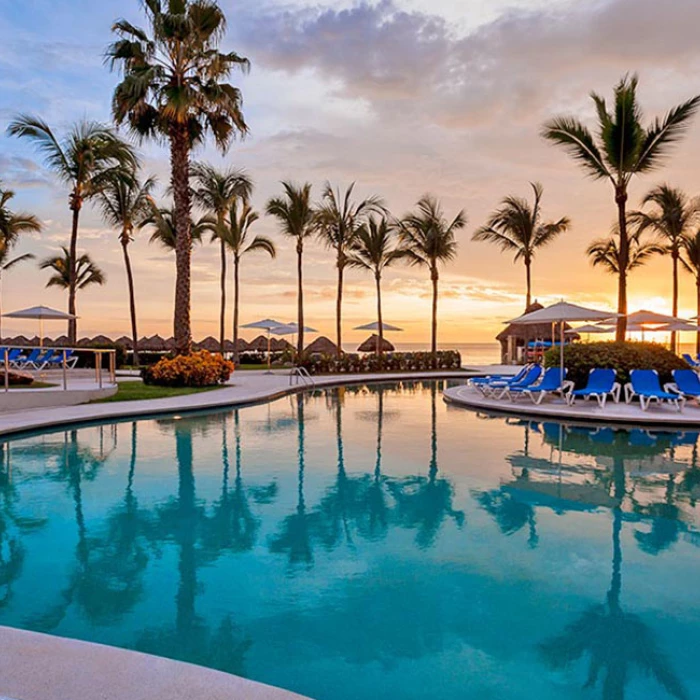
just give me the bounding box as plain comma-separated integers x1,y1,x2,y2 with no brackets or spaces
0,626,308,700
444,383,700,427
0,370,471,437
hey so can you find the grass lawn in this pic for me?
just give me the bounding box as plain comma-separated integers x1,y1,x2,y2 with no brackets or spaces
93,381,225,403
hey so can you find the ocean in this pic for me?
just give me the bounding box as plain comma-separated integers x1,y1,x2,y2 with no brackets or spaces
341,342,501,366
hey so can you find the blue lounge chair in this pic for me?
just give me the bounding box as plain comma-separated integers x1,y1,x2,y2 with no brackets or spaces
14,348,43,370
470,364,530,392
625,369,684,412
506,367,570,404
682,353,700,369
492,365,543,399
668,369,700,403
6,348,23,367
44,349,78,369
566,368,620,408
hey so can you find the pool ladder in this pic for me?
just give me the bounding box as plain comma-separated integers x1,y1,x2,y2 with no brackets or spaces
289,366,316,388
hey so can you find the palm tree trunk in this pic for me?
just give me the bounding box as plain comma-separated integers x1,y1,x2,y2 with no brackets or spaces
233,255,240,366
672,250,679,352
170,125,193,356
336,260,344,357
121,235,139,367
615,188,629,341
297,242,304,358
525,258,532,309
376,271,384,358
431,266,439,367
219,236,227,354
68,203,81,343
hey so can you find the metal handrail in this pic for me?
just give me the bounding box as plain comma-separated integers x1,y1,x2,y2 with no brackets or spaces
289,366,316,387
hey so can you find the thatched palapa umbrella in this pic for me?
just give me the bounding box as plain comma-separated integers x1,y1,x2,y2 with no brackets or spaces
357,334,395,353
305,336,338,355
196,336,221,352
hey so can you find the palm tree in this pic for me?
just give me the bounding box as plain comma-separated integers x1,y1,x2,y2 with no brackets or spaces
7,116,137,343
680,232,700,354
472,182,570,308
223,200,276,364
97,172,156,366
630,185,700,349
0,184,41,337
587,225,664,282
315,183,384,356
40,248,105,333
265,182,316,356
191,163,252,353
348,216,404,355
108,0,249,355
399,196,464,361
542,74,700,339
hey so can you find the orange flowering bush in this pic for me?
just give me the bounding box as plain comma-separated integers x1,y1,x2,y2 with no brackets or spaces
141,351,234,387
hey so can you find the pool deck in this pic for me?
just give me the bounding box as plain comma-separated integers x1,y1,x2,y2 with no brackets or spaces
444,383,700,427
0,626,308,700
0,369,476,437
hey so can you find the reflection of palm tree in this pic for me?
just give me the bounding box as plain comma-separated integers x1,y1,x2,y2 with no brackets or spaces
389,384,464,549
474,490,538,548
539,474,688,700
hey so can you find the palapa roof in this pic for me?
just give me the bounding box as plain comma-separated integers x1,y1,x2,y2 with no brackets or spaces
305,336,338,355
3,335,29,346
248,335,270,352
76,337,94,347
496,302,579,343
224,338,249,352
196,336,221,352
89,334,115,346
357,334,395,353
139,334,169,351
116,335,133,349
270,337,292,351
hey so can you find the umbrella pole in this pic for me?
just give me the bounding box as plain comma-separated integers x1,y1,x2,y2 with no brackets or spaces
560,321,565,381
266,330,272,374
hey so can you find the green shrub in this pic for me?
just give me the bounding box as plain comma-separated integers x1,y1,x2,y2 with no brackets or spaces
298,350,462,374
544,341,689,388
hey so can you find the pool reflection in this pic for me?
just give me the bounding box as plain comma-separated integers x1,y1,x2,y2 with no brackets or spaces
0,382,698,699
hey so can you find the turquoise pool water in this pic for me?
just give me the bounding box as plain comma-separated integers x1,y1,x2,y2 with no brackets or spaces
0,380,699,699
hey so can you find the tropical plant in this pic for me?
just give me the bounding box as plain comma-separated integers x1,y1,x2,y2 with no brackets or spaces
472,182,570,308
630,185,700,348
348,216,404,354
97,172,156,366
0,184,41,336
40,248,105,332
223,200,276,364
7,116,137,343
191,163,252,353
265,182,316,356
680,232,700,354
587,224,664,281
541,74,700,339
315,182,384,355
399,195,464,361
142,350,233,387
108,0,249,355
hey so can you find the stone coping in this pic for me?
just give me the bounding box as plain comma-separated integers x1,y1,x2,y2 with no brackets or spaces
0,626,308,700
443,384,700,428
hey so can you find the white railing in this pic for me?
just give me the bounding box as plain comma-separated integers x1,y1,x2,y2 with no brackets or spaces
289,366,316,388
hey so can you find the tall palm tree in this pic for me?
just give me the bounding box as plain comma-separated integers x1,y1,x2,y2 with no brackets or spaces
630,185,700,349
315,182,384,355
223,200,276,364
348,216,404,354
265,182,316,356
108,0,249,355
0,184,41,337
7,116,137,343
191,163,252,353
542,74,700,339
40,248,105,333
399,196,464,361
97,173,156,366
472,182,570,309
680,232,700,355
587,225,664,282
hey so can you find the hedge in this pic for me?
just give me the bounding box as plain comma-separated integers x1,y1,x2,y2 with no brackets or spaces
298,350,462,374
544,341,689,388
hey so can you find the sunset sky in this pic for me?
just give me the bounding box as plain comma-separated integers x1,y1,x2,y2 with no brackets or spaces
1,0,700,345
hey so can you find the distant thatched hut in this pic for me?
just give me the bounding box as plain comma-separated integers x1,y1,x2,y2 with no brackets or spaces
140,334,169,352
496,302,579,364
357,334,395,353
116,335,133,349
196,336,221,352
90,334,114,346
270,337,292,352
305,336,338,356
248,335,270,352
224,338,249,353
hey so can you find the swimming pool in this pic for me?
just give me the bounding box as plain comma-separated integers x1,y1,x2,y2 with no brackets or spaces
0,380,698,699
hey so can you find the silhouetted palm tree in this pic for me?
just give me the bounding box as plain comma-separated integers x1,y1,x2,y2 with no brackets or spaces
315,183,384,355
680,231,700,354
266,182,316,356
108,0,249,354
542,75,700,339
473,182,570,308
399,196,464,361
191,163,252,353
7,116,137,342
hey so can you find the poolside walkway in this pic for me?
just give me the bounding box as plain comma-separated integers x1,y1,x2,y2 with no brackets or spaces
0,369,475,437
444,383,700,427
0,626,308,700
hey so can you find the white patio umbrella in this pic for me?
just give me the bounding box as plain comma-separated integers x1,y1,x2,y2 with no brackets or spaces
2,305,77,349
565,324,614,341
241,318,284,372
353,321,404,332
626,309,690,325
506,301,620,377
269,323,319,359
